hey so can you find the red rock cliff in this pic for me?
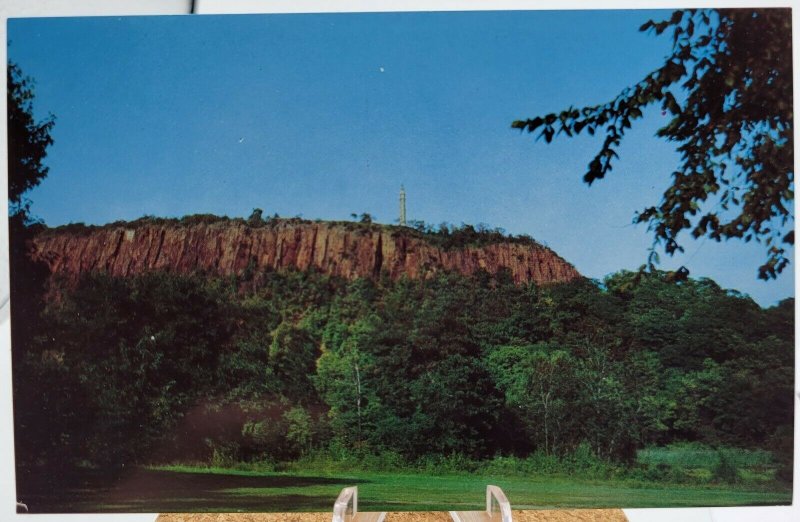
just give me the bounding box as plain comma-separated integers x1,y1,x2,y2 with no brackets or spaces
30,220,581,285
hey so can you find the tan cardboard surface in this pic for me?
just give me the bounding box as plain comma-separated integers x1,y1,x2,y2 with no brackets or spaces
157,510,627,522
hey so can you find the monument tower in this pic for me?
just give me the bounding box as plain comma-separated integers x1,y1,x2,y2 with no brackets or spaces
399,185,407,226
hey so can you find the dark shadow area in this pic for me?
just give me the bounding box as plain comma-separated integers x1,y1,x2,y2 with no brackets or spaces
89,494,335,513
17,466,369,513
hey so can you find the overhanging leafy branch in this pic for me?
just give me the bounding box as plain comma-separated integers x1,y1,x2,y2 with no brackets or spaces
513,9,793,279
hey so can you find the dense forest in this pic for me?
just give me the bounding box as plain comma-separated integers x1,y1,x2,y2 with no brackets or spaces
12,261,794,484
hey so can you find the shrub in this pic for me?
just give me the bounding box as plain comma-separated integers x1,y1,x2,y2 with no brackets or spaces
247,209,264,227
769,425,794,483
711,450,740,484
416,453,480,474
181,213,231,227
206,439,240,468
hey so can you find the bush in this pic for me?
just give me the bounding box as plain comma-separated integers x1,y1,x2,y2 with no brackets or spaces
285,448,407,474
479,448,621,479
564,442,612,475
523,451,565,475
712,450,740,484
206,439,240,468
181,213,231,227
47,222,96,236
361,451,406,471
416,453,480,474
769,425,794,483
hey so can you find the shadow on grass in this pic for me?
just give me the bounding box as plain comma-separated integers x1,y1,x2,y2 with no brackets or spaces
18,466,368,513
93,494,336,513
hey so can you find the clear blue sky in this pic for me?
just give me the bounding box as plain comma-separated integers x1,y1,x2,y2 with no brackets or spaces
8,10,794,306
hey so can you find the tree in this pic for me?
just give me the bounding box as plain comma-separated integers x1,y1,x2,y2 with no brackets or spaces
513,9,792,280
8,63,57,472
247,208,264,226
350,212,375,224
268,322,320,403
315,316,383,450
8,61,55,350
284,406,314,456
487,344,578,456
8,61,55,217
408,354,501,457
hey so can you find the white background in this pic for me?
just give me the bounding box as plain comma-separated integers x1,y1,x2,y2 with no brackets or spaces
0,2,796,521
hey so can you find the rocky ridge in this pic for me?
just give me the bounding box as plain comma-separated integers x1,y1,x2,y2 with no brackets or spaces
30,219,582,285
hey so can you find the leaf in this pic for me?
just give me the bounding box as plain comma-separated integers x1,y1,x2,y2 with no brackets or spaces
527,116,544,132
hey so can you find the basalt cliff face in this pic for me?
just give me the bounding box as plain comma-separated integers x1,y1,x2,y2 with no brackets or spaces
30,220,582,285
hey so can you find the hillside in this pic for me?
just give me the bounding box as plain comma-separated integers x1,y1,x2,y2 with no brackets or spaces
13,216,794,501
30,216,582,285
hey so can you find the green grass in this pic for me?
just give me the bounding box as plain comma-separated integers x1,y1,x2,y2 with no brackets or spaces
635,444,781,483
41,464,782,513
17,441,791,514
637,445,774,469
165,465,792,510
215,469,791,511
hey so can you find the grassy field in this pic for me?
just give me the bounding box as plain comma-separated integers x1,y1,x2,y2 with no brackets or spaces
635,445,783,483
17,464,792,513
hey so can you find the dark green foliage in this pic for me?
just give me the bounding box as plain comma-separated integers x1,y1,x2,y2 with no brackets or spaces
38,214,250,236
712,450,740,484
513,9,793,279
11,265,793,480
403,220,543,251
7,62,55,215
268,322,320,403
18,273,235,467
7,61,61,477
180,213,237,227
769,425,794,483
42,221,98,236
248,208,264,226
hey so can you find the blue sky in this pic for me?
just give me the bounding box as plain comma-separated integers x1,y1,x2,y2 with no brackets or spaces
7,10,794,306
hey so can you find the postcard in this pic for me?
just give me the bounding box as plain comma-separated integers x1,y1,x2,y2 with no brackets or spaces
6,7,794,514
